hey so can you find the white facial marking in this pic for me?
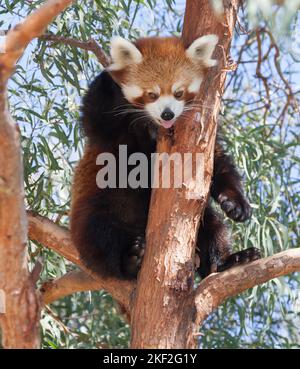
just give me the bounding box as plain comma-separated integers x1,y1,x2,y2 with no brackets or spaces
145,95,185,122
152,85,161,95
186,34,218,68
122,84,143,101
109,36,143,71
171,82,184,94
188,77,203,93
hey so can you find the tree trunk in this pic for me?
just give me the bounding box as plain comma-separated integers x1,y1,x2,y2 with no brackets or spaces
0,88,40,348
131,0,240,349
0,0,73,348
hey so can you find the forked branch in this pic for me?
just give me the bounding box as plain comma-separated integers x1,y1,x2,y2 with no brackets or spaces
28,212,300,333
194,248,300,325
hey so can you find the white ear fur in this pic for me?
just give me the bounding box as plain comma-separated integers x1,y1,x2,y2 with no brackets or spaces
186,34,219,67
109,36,143,70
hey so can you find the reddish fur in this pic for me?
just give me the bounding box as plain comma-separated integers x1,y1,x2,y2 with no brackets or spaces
69,42,259,280
71,144,100,206
110,37,207,106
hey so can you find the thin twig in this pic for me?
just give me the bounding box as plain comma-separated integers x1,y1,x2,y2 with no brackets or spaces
255,30,271,123
40,34,110,67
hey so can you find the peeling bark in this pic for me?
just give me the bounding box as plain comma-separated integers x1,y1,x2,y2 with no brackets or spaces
130,0,241,349
0,0,74,348
194,248,300,325
16,0,300,349
0,90,40,348
28,213,300,346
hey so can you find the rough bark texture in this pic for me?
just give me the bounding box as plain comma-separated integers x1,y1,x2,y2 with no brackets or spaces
130,0,240,349
0,0,73,348
28,213,300,325
194,248,300,325
1,0,299,350
0,90,40,348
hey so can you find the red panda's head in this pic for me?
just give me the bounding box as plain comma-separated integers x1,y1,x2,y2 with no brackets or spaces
108,35,218,129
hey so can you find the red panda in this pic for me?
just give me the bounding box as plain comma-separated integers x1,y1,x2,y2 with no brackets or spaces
108,35,218,129
70,36,260,280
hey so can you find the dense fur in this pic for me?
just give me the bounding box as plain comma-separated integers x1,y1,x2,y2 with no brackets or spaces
108,36,219,129
70,70,260,280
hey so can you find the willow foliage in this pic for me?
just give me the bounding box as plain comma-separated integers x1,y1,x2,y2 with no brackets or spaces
1,0,299,348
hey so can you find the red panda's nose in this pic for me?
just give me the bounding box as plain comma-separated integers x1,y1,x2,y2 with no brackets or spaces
161,108,175,121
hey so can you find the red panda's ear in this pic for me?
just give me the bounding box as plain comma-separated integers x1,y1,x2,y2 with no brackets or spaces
108,37,143,71
185,34,219,68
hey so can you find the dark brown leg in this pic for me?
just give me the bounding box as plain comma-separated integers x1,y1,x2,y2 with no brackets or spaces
211,139,252,222
197,205,261,279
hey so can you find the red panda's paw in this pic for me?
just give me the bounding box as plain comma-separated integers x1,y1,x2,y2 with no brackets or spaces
218,193,252,223
217,247,261,273
122,236,146,279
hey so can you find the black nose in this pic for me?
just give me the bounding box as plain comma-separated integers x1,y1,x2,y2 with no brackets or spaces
161,108,175,121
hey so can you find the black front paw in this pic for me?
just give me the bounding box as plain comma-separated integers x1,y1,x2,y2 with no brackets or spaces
122,236,146,279
218,193,252,222
217,247,261,272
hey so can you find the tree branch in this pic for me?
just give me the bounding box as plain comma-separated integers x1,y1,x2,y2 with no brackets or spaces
0,0,74,83
27,211,81,265
130,0,240,349
194,248,300,325
0,0,74,349
15,1,298,349
28,212,300,338
40,34,110,67
40,270,100,305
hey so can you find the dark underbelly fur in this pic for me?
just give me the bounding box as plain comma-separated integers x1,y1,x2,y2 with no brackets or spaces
70,71,261,280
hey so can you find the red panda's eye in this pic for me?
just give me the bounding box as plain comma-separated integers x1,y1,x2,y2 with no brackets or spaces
148,92,158,101
174,90,184,99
